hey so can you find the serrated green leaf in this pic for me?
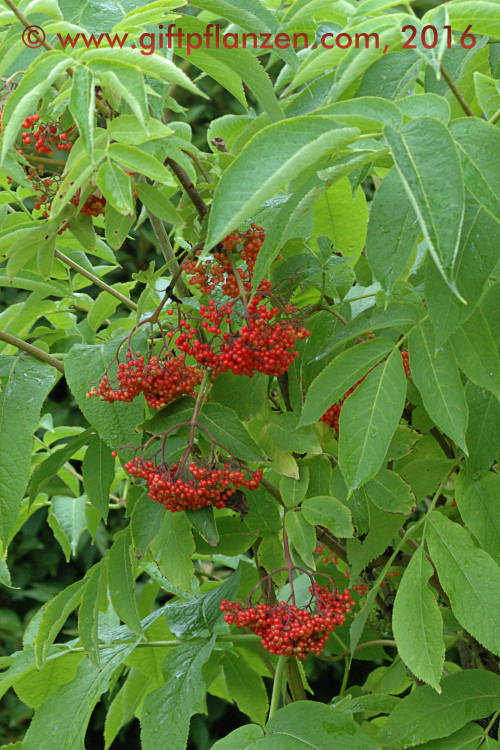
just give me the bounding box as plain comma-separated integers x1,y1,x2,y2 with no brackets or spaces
455,471,500,566
301,338,394,426
34,579,84,668
393,546,444,691
364,469,415,515
286,510,316,567
338,348,407,493
96,160,134,215
78,562,103,667
409,320,468,454
384,119,464,290
0,356,59,550
69,65,95,158
108,527,142,635
379,670,500,747
82,435,114,520
141,637,214,750
302,495,353,538
206,118,359,250
150,512,194,592
427,511,500,655
48,495,89,561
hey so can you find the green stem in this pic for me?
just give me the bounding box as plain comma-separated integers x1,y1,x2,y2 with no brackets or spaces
146,209,189,297
54,250,138,312
269,656,287,719
488,108,500,125
3,0,54,51
0,330,64,373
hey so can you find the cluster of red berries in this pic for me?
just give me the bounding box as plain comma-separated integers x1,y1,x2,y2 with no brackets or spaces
123,458,263,512
321,350,411,433
70,189,106,218
182,225,269,297
3,112,75,156
172,297,309,377
86,351,203,409
220,585,355,659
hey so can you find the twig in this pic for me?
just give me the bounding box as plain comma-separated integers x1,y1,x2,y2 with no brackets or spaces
0,330,64,373
54,250,138,312
3,0,54,51
146,209,189,298
166,157,208,219
440,64,474,117
183,150,211,183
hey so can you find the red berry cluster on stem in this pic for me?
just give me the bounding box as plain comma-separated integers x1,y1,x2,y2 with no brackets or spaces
86,351,203,409
172,296,309,377
182,225,269,297
221,585,355,659
0,111,75,156
123,457,263,512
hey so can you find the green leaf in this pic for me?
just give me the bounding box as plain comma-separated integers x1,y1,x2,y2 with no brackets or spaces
141,638,215,749
268,413,322,455
398,93,451,124
198,403,265,463
185,507,219,547
210,372,267,420
425,194,499,345
136,183,182,226
165,567,241,639
263,700,379,749
223,651,268,724
108,143,171,183
174,15,282,119
96,159,134,216
34,579,84,668
23,644,138,750
130,492,164,556
384,119,464,290
280,467,310,509
393,546,444,692
211,725,264,750
108,527,142,635
450,118,500,227
0,51,72,163
366,167,420,293
30,432,92,502
427,511,500,655
409,320,468,454
379,670,500,747
347,501,403,581
425,1,500,40
104,668,150,750
455,471,500,566
48,495,89,561
69,65,95,158
14,652,82,710
104,204,135,251
363,469,415,515
313,177,368,265
65,338,145,450
80,47,207,99
302,496,353,538
206,118,359,249
0,356,59,550
82,435,114,520
78,562,103,667
300,337,394,426
464,383,500,479
451,308,500,400
285,511,316,567
338,347,407,493
150,512,195,592
474,72,500,119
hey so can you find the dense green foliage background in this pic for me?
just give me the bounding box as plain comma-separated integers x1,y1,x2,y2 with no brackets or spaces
0,0,499,747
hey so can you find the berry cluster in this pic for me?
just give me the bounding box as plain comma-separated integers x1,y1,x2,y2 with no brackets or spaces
173,297,309,377
87,351,203,409
1,112,75,156
221,585,355,659
70,189,106,218
123,457,263,512
321,350,411,433
182,225,268,297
